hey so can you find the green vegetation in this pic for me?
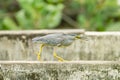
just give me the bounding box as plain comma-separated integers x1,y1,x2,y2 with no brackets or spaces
0,0,64,29
76,0,120,31
0,0,120,31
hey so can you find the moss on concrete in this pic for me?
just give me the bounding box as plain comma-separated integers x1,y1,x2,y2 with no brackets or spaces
0,61,119,80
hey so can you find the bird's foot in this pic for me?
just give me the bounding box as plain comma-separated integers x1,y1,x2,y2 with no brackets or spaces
58,59,68,62
53,52,67,62
37,52,41,61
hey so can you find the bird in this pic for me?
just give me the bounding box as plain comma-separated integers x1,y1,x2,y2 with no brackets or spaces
32,33,83,61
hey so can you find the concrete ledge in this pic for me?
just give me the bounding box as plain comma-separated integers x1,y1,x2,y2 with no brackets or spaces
0,29,84,36
86,32,120,36
0,30,120,61
0,61,119,80
0,61,119,64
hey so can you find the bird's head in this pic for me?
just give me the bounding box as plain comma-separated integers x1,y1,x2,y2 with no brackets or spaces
67,33,81,39
67,33,87,40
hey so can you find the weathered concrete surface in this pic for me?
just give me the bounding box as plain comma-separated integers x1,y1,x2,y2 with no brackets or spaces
0,30,84,61
0,61,119,80
0,30,120,80
0,30,120,61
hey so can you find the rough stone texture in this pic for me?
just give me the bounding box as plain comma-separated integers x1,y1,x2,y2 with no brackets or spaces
0,61,119,80
0,30,120,79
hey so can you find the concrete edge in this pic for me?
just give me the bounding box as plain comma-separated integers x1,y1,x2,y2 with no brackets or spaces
0,29,85,35
0,30,120,36
86,32,120,35
0,61,119,64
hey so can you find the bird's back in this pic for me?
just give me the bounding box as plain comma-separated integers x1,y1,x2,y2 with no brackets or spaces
32,33,65,46
32,33,79,47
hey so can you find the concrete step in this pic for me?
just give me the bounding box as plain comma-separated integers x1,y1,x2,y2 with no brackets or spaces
0,61,119,80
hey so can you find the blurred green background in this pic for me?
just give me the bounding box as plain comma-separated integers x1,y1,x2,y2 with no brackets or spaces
0,0,120,31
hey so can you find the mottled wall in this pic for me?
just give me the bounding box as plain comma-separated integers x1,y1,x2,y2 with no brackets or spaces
0,31,120,61
0,61,119,80
0,30,120,80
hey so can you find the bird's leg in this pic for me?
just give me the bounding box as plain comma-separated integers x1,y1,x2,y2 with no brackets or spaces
37,44,44,60
53,47,66,61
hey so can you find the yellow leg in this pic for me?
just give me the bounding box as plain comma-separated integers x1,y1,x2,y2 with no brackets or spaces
53,49,67,61
37,44,44,60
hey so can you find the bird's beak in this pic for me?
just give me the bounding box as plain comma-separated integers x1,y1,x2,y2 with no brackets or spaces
75,35,81,39
75,35,88,40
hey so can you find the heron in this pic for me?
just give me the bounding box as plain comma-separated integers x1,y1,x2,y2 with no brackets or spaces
32,33,83,61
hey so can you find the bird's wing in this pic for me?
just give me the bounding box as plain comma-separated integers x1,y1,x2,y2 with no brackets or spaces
38,35,64,46
55,37,64,46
